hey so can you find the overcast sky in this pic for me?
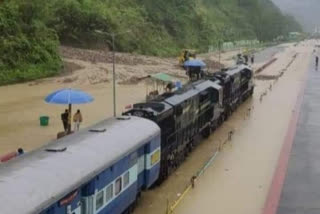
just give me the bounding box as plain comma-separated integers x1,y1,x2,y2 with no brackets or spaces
271,0,320,32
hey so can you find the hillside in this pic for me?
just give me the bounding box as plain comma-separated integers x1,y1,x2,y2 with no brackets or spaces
0,0,301,85
272,0,320,32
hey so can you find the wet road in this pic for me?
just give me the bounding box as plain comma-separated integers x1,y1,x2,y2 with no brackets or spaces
277,48,320,214
172,41,313,214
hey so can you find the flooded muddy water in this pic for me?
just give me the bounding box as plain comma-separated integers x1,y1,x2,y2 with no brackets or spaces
0,41,313,214
0,47,234,155
0,83,146,154
173,41,314,214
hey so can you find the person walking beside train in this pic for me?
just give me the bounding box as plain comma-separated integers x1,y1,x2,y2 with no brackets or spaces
316,56,319,70
73,109,83,131
251,54,255,64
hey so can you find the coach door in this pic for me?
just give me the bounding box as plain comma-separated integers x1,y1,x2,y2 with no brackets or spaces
144,145,148,182
71,206,81,214
66,204,81,214
61,190,82,214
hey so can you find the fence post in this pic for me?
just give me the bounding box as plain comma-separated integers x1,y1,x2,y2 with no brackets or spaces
166,199,171,214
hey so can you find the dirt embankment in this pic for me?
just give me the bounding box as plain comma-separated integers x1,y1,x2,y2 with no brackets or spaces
29,46,224,86
60,46,162,66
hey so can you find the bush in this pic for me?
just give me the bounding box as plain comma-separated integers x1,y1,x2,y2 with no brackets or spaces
0,0,61,85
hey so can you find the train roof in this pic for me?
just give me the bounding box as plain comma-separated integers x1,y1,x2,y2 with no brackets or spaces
225,64,251,76
0,116,160,214
165,80,221,106
195,79,222,92
165,87,198,106
132,101,173,115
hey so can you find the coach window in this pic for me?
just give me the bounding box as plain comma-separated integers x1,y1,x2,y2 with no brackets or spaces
151,150,160,166
115,177,122,195
96,190,104,211
123,171,130,188
105,184,113,203
129,152,138,167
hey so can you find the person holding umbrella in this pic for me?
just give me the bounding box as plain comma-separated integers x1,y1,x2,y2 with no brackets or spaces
184,59,206,81
45,88,93,136
61,109,69,132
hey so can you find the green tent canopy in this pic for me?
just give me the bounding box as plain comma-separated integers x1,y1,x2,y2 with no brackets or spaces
150,73,175,83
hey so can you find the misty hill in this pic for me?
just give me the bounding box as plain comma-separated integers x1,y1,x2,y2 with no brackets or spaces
272,0,320,32
0,0,301,85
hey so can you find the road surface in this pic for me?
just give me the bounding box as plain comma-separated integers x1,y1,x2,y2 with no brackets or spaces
276,45,320,214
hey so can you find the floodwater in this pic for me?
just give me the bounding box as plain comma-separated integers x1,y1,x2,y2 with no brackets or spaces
0,45,197,155
0,46,233,156
173,41,314,214
0,83,146,154
0,41,313,214
254,45,285,63
131,41,314,214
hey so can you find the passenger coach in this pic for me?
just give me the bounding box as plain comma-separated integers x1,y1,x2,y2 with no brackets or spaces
0,116,160,214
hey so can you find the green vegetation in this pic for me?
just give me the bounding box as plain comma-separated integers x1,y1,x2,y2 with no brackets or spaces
0,0,302,85
0,1,62,85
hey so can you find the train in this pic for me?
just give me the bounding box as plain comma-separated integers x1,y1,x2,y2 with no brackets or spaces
123,64,254,182
0,64,254,214
0,117,161,214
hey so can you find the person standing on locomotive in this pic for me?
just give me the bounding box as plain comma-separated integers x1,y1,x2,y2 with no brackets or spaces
244,55,249,64
166,82,174,92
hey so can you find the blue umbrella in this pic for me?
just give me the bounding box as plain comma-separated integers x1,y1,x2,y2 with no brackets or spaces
184,59,206,67
45,88,94,133
45,88,94,105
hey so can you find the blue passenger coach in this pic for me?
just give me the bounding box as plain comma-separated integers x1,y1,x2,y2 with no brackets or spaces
0,116,161,214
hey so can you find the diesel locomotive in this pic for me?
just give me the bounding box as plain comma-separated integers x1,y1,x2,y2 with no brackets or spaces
124,64,254,182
